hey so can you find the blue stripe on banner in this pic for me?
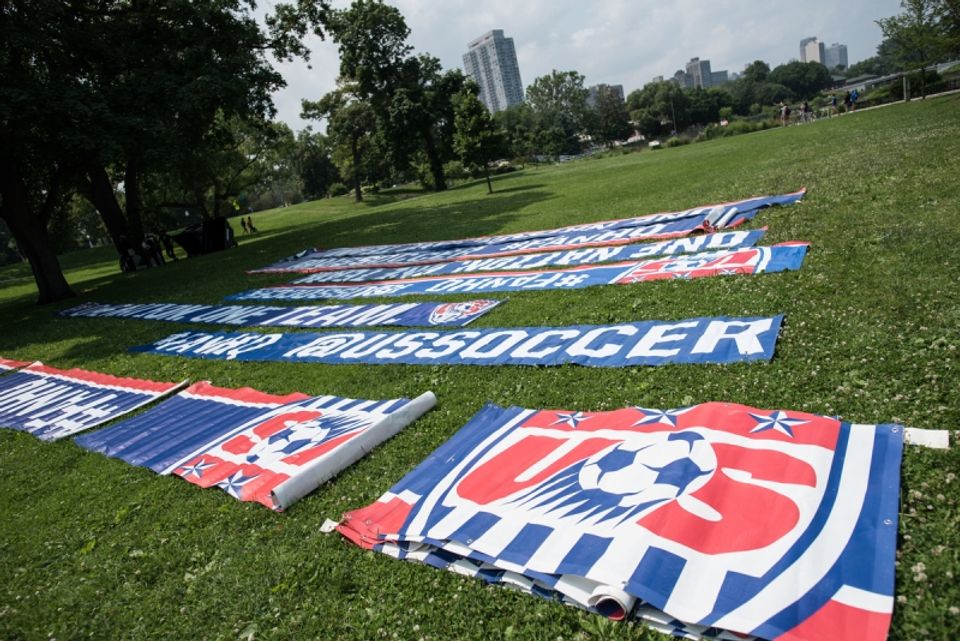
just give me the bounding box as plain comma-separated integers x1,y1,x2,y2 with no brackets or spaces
498,523,554,567
290,230,767,283
228,245,808,302
257,190,804,269
625,547,687,609
60,299,502,328
130,316,784,368
449,512,502,545
554,534,614,577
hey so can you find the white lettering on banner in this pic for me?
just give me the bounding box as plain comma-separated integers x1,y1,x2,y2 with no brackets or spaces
512,330,581,359
190,305,280,325
459,330,530,359
567,326,639,358
626,321,700,358
415,331,482,359
340,334,401,359
0,380,85,415
283,333,366,358
691,319,774,355
376,333,440,359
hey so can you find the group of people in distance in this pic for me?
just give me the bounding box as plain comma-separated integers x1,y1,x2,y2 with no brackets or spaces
778,88,859,127
240,216,258,234
118,231,177,273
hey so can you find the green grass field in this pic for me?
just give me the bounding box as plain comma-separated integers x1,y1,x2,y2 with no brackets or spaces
2,96,959,641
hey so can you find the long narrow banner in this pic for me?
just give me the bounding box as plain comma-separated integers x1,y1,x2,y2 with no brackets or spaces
291,230,765,284
337,400,902,641
77,382,436,511
60,299,501,328
265,190,805,268
0,363,185,441
230,244,808,302
0,357,30,373
131,315,783,368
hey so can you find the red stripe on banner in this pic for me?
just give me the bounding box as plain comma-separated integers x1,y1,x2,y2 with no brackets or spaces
183,381,311,405
25,363,180,393
455,436,617,504
239,468,290,510
338,496,416,548
250,410,323,440
775,599,892,641
0,357,31,370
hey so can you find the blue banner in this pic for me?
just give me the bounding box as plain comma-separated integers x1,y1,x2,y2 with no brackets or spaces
0,363,184,441
291,229,766,284
229,244,808,302
131,315,784,368
60,299,501,328
261,190,805,270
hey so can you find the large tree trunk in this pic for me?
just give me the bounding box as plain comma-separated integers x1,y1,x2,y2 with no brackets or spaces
0,164,75,304
422,126,446,191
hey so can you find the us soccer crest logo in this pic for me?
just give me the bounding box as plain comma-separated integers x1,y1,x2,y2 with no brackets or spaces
428,300,500,326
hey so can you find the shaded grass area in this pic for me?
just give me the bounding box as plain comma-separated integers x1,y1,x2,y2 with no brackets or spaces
1,97,959,641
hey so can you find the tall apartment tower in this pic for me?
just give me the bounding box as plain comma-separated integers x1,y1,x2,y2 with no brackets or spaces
462,30,524,113
685,57,713,89
823,43,849,70
799,37,825,64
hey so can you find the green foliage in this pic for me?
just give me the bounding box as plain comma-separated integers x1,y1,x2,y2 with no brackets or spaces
588,85,633,147
526,70,590,157
742,60,771,83
768,61,833,99
878,0,951,97
453,85,506,193
2,95,960,641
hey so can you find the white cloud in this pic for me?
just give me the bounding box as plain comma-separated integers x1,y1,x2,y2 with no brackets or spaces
270,0,903,130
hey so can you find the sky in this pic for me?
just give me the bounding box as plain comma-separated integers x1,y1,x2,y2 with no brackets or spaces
268,0,905,132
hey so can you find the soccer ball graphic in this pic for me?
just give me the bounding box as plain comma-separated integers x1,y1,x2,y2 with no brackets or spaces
577,431,717,508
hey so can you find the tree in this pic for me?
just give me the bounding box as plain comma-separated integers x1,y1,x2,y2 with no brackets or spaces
296,131,341,200
494,104,538,163
589,86,632,147
330,1,462,191
0,0,329,302
525,70,590,158
302,86,380,202
454,85,505,194
742,60,771,83
938,0,960,56
878,0,947,98
626,81,690,138
768,61,833,99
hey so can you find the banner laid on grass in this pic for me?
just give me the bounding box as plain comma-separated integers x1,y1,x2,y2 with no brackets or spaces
78,382,436,511
337,401,902,641
130,315,783,368
0,357,30,372
60,299,501,328
230,244,808,302
290,230,766,284
0,363,185,441
261,190,805,271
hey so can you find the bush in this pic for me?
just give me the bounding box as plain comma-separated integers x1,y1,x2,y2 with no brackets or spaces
664,136,690,148
327,182,349,197
442,160,469,182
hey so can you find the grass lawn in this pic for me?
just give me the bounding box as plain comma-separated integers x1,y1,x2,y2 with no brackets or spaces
1,96,958,641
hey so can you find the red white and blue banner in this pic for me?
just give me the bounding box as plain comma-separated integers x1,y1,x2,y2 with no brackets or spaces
60,299,501,328
130,315,783,368
0,363,184,441
337,401,902,641
229,244,808,302
290,230,766,284
0,357,30,372
76,381,436,511
259,190,804,272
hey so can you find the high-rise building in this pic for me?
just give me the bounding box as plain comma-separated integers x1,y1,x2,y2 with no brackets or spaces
800,36,825,64
685,57,713,89
823,43,849,70
587,84,625,107
462,30,524,113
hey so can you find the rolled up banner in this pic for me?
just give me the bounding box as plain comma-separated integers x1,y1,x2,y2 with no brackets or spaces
130,315,784,368
291,229,766,284
60,299,501,328
270,391,437,510
261,189,805,268
229,244,808,302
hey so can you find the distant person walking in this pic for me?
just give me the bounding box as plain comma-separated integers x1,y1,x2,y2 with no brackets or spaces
779,101,791,127
246,216,258,233
830,94,838,117
843,91,852,113
240,217,250,234
850,89,859,112
159,230,178,261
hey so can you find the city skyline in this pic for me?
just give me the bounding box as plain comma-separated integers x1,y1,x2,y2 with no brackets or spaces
462,30,525,113
268,0,904,130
